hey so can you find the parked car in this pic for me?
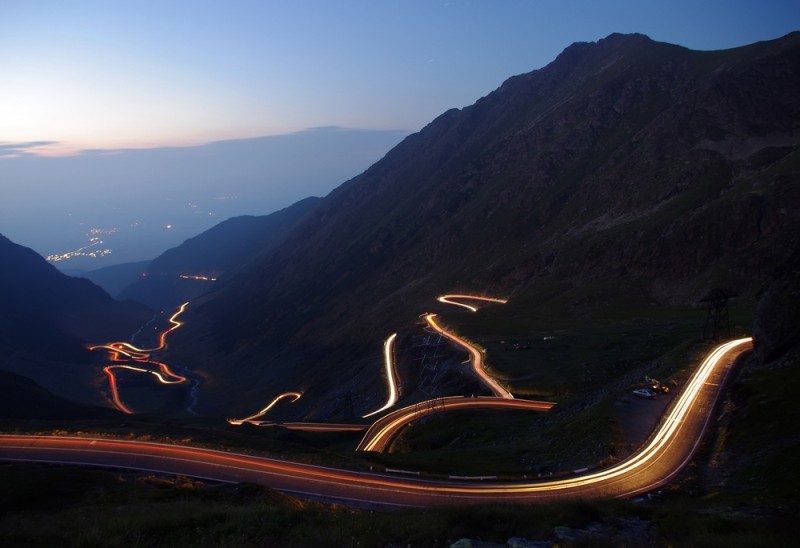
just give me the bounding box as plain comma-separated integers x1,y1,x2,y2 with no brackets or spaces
633,388,656,399
650,382,670,394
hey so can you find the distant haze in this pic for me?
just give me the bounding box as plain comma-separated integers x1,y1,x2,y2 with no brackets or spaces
2,1,795,270
0,127,408,268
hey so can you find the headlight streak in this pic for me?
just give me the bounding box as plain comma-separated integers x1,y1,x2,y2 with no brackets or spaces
360,337,751,494
48,283,753,505
357,396,554,452
424,313,513,399
227,392,303,425
362,333,399,418
359,294,514,443
437,294,508,312
0,338,752,505
89,302,191,413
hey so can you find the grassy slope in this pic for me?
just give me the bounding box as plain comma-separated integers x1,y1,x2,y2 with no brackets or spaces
366,301,751,475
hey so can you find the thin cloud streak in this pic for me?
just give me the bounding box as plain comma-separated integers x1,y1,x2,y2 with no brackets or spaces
0,141,61,158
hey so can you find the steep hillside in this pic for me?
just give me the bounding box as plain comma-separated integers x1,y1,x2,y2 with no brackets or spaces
0,234,151,406
78,260,151,297
0,370,122,420
119,197,320,309
172,33,800,416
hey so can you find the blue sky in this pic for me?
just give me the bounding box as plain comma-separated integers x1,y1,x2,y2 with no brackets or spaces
0,1,797,267
2,0,797,154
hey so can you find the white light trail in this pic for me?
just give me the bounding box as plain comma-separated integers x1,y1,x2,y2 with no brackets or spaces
363,333,399,418
227,392,303,425
437,294,508,312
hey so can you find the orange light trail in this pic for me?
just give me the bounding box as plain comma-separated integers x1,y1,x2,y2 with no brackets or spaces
90,302,190,413
424,313,513,399
437,294,508,312
357,396,554,452
103,366,134,415
0,337,753,506
227,392,303,425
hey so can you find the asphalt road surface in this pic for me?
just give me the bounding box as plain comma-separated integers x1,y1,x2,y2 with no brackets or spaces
0,338,751,507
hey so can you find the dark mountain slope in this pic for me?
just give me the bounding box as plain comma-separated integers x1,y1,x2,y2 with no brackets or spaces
78,260,151,297
119,197,320,309
0,370,121,420
174,33,800,416
0,234,151,405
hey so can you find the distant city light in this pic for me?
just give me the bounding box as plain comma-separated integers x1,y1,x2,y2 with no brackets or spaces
89,227,119,235
46,233,115,262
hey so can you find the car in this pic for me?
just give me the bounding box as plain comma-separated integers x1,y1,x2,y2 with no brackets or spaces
633,388,656,399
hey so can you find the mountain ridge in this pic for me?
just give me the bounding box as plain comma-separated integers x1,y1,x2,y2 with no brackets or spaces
171,32,800,416
118,197,321,309
0,233,152,406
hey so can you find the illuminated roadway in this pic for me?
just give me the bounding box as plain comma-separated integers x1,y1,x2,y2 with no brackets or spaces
437,294,508,312
356,396,555,452
227,392,303,425
0,337,752,506
362,333,400,418
424,313,513,399
89,302,190,414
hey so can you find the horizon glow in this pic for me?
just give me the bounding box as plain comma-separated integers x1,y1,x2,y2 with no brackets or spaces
1,1,797,156
1,1,797,266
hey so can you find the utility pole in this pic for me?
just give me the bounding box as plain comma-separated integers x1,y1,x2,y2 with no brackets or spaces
699,288,737,340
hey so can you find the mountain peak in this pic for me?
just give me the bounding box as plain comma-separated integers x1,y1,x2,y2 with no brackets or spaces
175,33,800,416
598,32,653,46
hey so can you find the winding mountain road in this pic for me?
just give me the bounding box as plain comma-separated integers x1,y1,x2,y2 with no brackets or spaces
0,337,752,506
356,396,554,452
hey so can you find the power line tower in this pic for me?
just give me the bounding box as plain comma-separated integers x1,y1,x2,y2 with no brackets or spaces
699,288,737,340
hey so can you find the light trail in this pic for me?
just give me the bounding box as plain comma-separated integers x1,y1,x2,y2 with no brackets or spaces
227,392,303,425
424,313,513,399
362,333,400,418
179,274,217,281
0,337,753,506
102,366,134,415
357,396,555,452
89,302,191,413
88,302,189,357
437,294,508,313
103,364,185,384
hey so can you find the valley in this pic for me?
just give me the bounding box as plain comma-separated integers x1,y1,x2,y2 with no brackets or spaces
1,28,798,544
0,334,752,506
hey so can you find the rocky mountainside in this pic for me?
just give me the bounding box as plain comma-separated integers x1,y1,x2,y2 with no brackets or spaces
172,32,800,416
119,197,320,309
0,233,151,405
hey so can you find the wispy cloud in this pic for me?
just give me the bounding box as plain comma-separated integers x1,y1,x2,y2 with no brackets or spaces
0,141,61,158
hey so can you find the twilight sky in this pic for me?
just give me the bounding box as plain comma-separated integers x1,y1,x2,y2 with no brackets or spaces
1,0,798,268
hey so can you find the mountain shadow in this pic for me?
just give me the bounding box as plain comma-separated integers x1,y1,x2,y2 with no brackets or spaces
0,233,152,407
118,197,321,310
170,32,800,417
